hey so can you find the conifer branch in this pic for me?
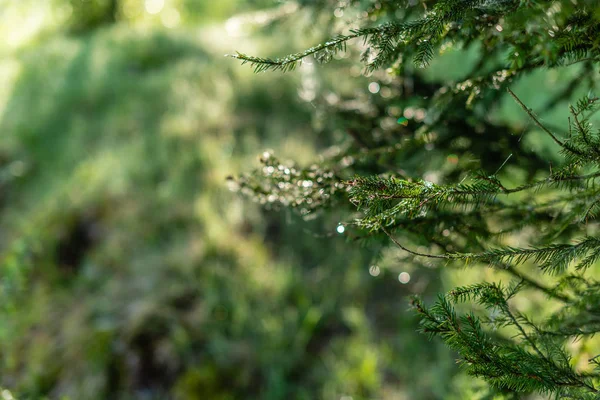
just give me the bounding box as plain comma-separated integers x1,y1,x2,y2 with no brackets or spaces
229,34,355,72
382,226,575,302
234,1,600,397
502,265,571,303
506,88,567,150
233,0,519,72
381,226,446,259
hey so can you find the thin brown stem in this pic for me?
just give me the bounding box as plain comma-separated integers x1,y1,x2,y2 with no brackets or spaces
507,88,566,149
381,226,447,259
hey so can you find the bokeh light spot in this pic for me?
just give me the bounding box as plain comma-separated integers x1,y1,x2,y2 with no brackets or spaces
368,82,380,94
145,0,164,15
398,272,410,284
447,154,459,165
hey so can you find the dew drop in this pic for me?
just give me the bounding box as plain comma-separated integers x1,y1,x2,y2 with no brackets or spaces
369,265,380,277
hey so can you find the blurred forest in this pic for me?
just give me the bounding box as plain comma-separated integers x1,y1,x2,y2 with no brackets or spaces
0,1,591,399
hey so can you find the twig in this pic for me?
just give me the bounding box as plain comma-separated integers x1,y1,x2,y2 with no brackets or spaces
381,226,447,259
506,88,565,148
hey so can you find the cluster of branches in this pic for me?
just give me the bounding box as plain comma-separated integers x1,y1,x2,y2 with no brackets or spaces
411,281,600,397
231,0,600,397
232,0,599,72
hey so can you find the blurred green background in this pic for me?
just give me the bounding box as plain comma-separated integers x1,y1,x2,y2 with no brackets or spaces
0,1,589,399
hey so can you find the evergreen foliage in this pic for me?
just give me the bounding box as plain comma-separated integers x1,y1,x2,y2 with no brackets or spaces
233,0,600,397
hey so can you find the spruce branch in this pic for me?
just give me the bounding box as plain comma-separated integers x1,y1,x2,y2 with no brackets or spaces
381,226,446,259
506,88,567,151
229,34,354,72
412,293,599,394
382,227,574,302
232,0,518,72
233,1,600,397
349,170,600,231
381,223,600,276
